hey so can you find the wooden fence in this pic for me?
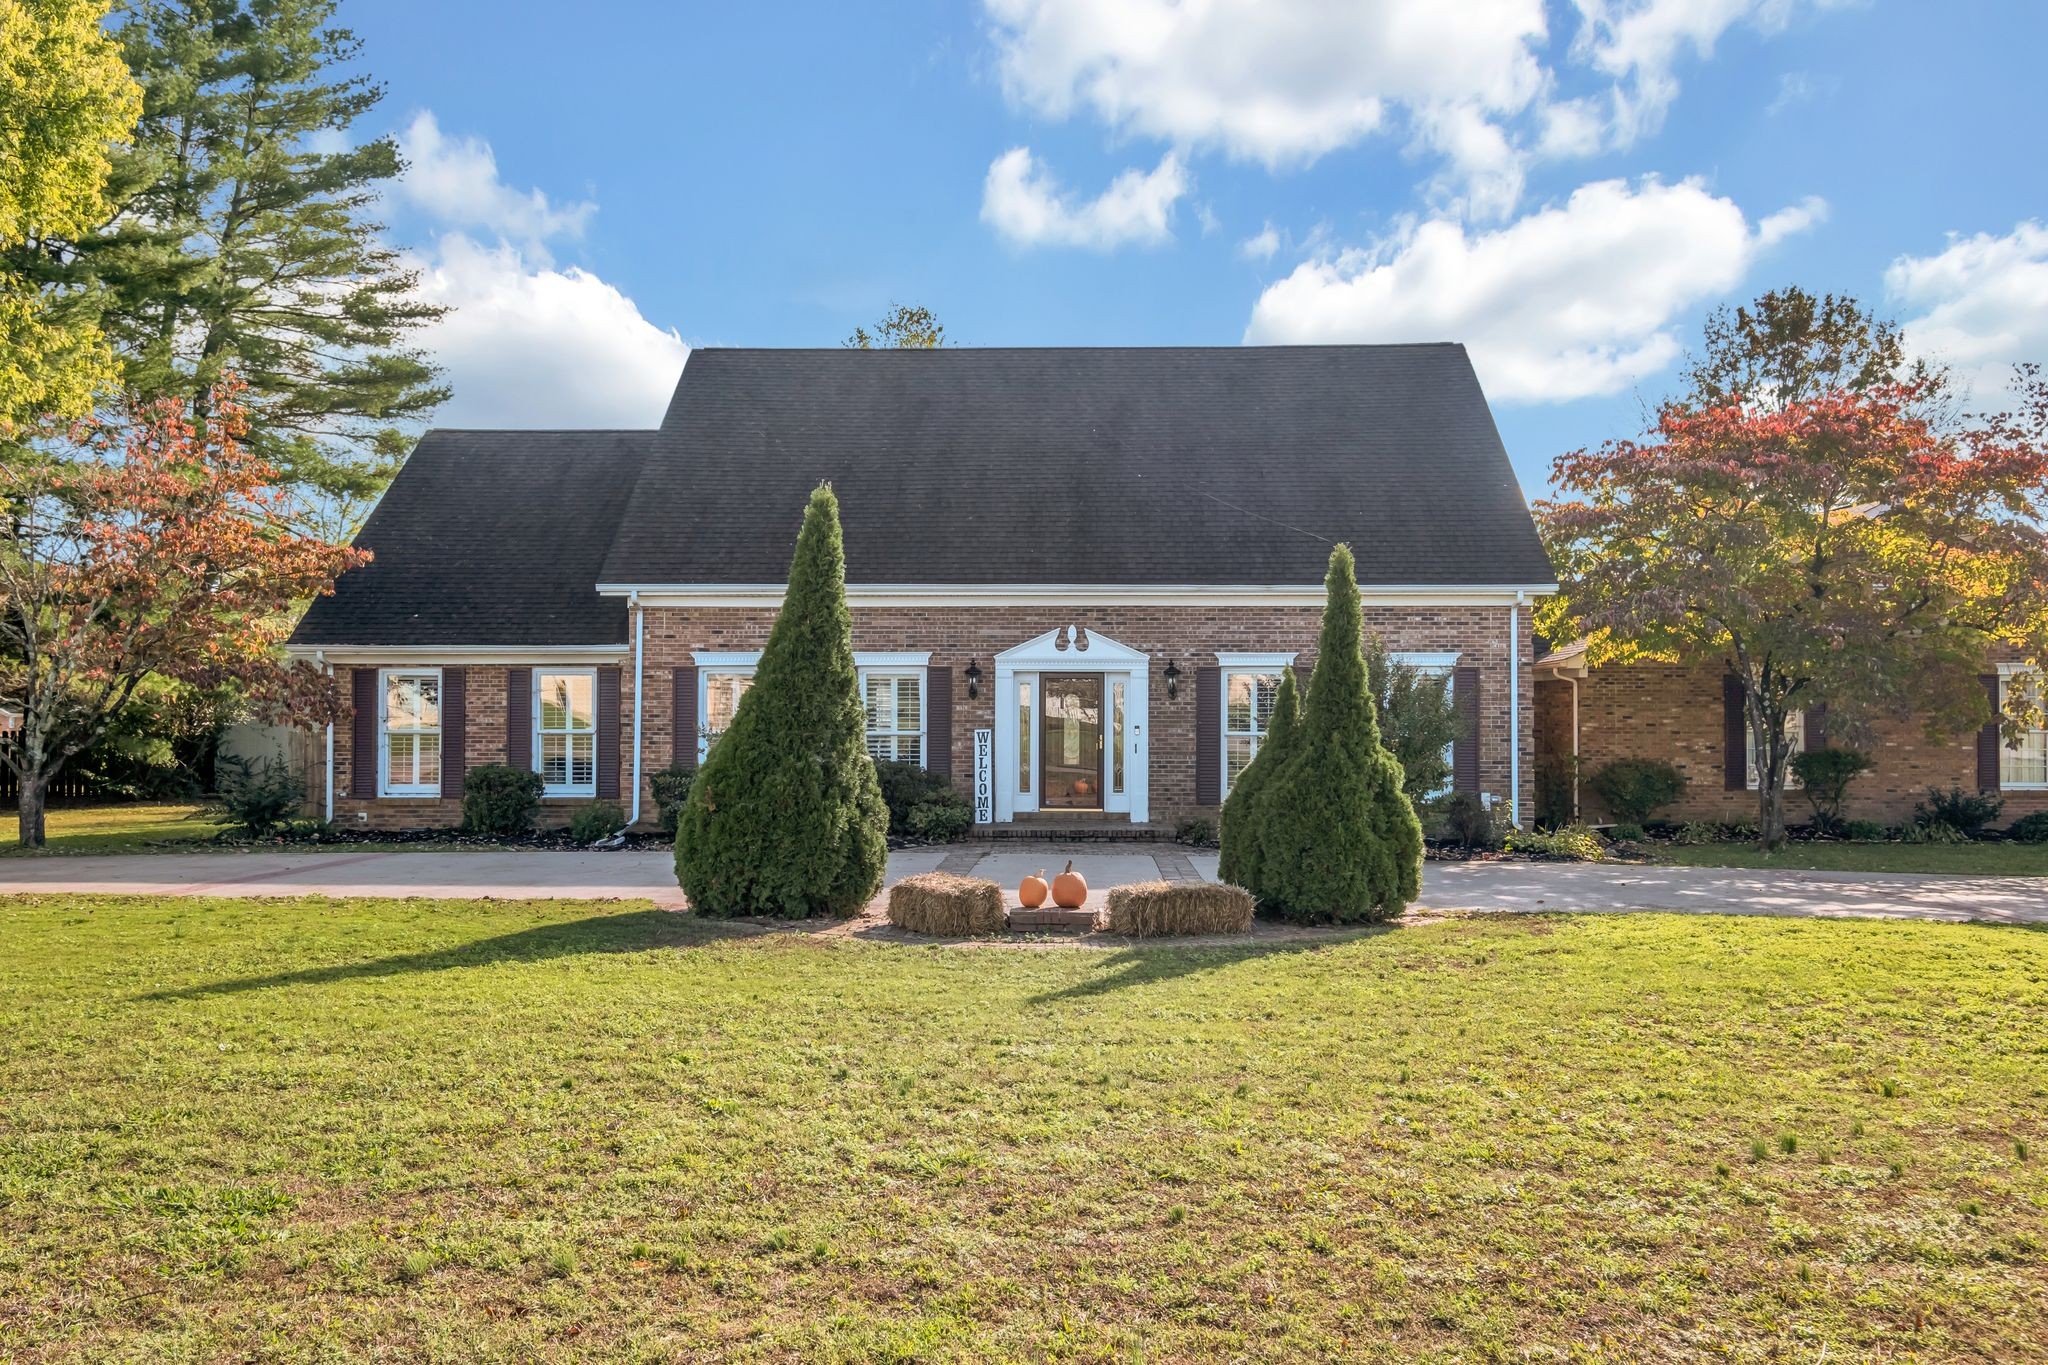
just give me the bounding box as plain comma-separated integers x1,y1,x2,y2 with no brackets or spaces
0,735,110,805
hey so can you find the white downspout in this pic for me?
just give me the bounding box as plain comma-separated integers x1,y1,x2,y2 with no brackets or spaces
318,651,334,823
1569,672,1582,821
1509,592,1523,828
627,592,644,830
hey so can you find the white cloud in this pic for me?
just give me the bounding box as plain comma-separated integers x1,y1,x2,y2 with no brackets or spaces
1244,177,1823,403
1240,222,1281,262
980,146,1189,250
1887,222,2048,405
391,113,685,428
397,111,596,261
983,0,1855,218
407,234,687,428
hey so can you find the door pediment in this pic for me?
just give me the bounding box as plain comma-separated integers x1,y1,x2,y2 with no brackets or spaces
994,625,1149,670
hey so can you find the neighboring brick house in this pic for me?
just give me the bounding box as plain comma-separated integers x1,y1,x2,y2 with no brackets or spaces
1535,646,2048,827
289,345,1556,832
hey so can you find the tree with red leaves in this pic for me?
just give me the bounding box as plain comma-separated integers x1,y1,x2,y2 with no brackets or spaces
1539,360,2048,848
0,382,367,846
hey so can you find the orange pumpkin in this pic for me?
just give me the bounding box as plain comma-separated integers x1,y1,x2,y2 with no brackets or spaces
1051,859,1088,909
1020,871,1049,908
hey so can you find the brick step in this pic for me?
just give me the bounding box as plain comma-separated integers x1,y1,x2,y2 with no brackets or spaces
978,820,1176,842
1006,906,1101,933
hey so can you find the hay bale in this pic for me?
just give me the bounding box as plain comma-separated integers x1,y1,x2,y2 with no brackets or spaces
1104,880,1255,937
886,873,1006,936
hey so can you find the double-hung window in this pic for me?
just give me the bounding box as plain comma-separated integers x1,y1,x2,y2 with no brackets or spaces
535,669,597,796
861,672,924,765
380,669,441,797
1393,651,1459,799
1745,711,1806,789
2000,671,2048,788
1218,653,1297,795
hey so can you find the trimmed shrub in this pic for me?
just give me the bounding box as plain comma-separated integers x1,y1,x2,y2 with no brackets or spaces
1217,667,1300,891
462,764,541,837
1174,817,1216,847
1913,786,2003,839
650,763,693,836
675,486,889,918
1841,818,1888,842
215,754,305,837
1673,819,1721,845
875,759,953,836
905,791,973,842
1505,824,1606,861
1534,754,1578,830
1587,757,1687,825
1105,881,1254,937
1249,546,1424,923
1440,792,1495,850
2009,811,2048,844
886,873,1005,936
1791,748,1874,833
568,801,625,845
1610,822,1646,843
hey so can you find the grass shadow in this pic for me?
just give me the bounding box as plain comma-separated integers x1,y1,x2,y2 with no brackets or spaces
1027,927,1392,1005
140,908,718,1001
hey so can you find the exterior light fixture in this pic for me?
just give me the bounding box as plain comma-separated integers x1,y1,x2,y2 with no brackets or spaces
965,660,981,700
1163,660,1180,700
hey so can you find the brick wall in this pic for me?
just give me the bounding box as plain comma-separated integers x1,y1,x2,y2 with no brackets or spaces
630,602,1536,826
1560,661,2048,826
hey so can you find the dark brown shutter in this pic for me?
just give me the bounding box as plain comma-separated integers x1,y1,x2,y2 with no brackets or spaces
1723,673,1747,791
1194,665,1222,805
505,667,533,771
440,667,467,800
1803,704,1827,752
350,667,378,798
1293,659,1312,698
1452,665,1481,795
924,664,952,777
1979,674,2002,793
673,667,698,770
595,665,622,800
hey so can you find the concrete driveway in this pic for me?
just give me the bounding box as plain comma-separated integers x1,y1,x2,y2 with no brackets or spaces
2,846,2045,925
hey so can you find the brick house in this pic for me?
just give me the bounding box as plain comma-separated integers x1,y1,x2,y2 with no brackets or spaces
289,345,1556,833
1535,646,2048,827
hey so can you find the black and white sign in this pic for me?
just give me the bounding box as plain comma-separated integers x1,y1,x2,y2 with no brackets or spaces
973,727,993,824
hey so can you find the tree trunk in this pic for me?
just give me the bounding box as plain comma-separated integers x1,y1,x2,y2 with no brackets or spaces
16,772,47,848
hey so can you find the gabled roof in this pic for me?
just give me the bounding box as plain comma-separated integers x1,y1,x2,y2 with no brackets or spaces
291,429,651,647
600,344,1554,590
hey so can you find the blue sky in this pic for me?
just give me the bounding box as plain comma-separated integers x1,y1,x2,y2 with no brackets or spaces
351,0,2048,494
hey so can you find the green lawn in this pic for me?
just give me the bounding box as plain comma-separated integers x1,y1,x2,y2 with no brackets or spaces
0,802,227,855
1657,839,2048,875
2,897,2044,1361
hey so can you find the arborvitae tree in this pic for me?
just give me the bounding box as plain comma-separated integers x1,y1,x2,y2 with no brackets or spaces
1251,545,1423,923
675,485,888,918
51,0,445,534
1217,666,1299,892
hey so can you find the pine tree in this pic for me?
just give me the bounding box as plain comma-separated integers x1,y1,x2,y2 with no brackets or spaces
675,485,888,918
52,0,445,533
1252,545,1423,923
1217,666,1299,892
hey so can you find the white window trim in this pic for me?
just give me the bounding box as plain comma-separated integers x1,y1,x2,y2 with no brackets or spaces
1745,710,1806,790
378,667,443,799
696,662,759,765
690,649,935,767
1997,669,2048,790
858,667,927,767
1220,657,1296,796
1392,651,1459,799
533,667,599,798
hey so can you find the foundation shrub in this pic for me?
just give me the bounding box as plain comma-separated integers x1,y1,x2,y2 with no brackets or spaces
1587,757,1687,825
567,801,624,845
462,764,541,837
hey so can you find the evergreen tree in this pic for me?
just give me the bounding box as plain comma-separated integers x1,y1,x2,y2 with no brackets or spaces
1364,632,1458,806
1251,545,1423,923
1217,665,1300,892
676,485,888,918
52,0,445,533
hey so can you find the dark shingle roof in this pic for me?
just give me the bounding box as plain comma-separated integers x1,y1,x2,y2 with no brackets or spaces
291,430,650,647
601,345,1553,587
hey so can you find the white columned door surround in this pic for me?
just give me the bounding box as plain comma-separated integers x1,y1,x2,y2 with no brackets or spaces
993,626,1149,823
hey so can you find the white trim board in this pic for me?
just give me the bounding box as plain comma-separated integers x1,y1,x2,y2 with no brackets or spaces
600,582,1559,609
292,645,627,665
